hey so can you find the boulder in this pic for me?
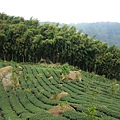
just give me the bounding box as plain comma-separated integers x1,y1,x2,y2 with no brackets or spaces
64,71,82,81
48,104,75,116
50,91,69,100
0,66,13,81
0,66,13,88
56,91,69,100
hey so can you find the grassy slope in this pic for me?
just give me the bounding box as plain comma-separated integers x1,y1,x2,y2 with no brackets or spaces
0,61,120,120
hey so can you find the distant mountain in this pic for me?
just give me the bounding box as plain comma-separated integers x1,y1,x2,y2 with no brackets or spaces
40,22,120,48
71,22,120,48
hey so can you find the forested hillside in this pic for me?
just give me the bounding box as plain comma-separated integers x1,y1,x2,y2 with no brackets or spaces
72,22,120,48
0,13,120,80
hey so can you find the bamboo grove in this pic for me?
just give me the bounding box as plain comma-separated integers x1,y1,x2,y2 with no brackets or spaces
0,13,120,80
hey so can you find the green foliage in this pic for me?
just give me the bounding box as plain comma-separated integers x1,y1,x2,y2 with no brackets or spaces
0,61,120,120
108,80,120,95
0,13,120,80
38,73,42,77
83,106,100,120
24,88,31,93
60,63,70,76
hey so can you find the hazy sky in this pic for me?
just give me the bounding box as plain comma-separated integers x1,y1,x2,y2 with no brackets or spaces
0,0,120,23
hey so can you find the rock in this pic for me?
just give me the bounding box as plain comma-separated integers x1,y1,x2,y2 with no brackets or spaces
48,104,75,116
56,91,69,100
48,76,53,80
18,71,22,74
0,66,14,89
0,72,3,81
50,91,69,100
18,66,22,70
0,66,13,82
65,71,82,81
2,72,12,83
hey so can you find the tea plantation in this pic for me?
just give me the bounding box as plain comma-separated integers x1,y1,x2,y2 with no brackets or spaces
0,61,120,120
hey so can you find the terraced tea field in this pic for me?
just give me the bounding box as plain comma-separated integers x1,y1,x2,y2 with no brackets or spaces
0,61,120,120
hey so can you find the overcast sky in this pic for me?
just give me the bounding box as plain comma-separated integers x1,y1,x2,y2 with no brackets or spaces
0,0,120,24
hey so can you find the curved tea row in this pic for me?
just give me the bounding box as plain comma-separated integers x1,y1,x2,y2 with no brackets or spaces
0,62,120,120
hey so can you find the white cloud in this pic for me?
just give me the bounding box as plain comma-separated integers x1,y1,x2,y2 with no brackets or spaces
0,0,120,23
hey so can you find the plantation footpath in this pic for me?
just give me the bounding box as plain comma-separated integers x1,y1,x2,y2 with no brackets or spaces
0,61,120,120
